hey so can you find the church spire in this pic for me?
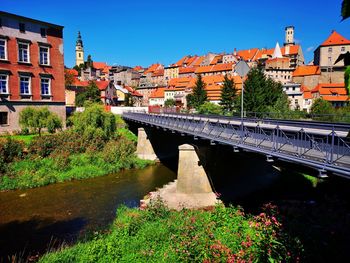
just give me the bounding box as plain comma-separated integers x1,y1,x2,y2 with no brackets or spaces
272,42,283,59
76,31,83,47
75,31,84,66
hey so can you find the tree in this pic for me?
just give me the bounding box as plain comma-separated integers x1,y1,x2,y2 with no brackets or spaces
19,107,62,135
64,69,75,87
71,103,116,139
73,63,85,75
164,99,176,107
187,74,207,109
220,75,237,114
198,102,222,115
76,81,101,107
124,93,134,107
341,0,350,21
240,67,284,116
267,93,292,119
86,54,94,68
311,98,334,121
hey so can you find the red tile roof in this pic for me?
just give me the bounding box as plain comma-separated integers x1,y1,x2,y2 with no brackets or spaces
152,69,164,77
179,67,196,74
312,83,349,102
237,48,259,61
149,87,166,98
92,62,110,73
133,66,143,71
293,65,321,77
125,86,143,97
144,63,162,74
210,55,223,65
66,69,79,77
320,31,350,47
72,79,109,90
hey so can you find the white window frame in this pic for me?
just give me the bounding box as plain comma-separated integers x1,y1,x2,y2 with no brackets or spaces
0,38,7,60
39,46,50,65
19,75,31,95
18,42,30,63
40,77,51,96
0,74,9,94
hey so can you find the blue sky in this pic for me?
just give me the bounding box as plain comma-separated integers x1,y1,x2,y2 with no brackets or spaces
2,0,349,68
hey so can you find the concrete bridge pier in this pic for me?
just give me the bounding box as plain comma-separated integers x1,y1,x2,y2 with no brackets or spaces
177,144,213,194
136,127,158,161
143,144,219,210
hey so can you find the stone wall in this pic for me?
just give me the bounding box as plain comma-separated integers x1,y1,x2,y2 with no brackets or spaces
0,103,66,134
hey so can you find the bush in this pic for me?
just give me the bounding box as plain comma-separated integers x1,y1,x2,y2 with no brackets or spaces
19,107,62,135
71,104,116,139
102,137,136,165
198,102,223,115
0,138,24,172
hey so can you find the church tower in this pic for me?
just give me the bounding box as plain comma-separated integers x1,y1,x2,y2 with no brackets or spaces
284,26,295,46
75,31,84,66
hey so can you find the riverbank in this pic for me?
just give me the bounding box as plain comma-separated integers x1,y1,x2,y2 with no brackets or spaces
0,105,154,191
39,202,301,262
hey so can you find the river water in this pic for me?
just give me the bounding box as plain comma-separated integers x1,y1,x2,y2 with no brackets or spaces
0,164,176,261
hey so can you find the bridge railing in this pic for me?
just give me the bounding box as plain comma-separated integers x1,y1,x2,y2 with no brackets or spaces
123,112,350,177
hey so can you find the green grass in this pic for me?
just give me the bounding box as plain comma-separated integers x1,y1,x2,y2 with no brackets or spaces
39,203,301,262
0,153,154,191
0,134,38,146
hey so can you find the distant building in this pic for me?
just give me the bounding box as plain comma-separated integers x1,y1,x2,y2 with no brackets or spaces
75,31,84,66
0,11,66,133
314,30,350,83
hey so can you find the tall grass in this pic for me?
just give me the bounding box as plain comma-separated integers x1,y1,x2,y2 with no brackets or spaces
39,203,302,262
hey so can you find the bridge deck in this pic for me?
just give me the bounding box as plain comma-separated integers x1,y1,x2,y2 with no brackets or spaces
123,112,350,178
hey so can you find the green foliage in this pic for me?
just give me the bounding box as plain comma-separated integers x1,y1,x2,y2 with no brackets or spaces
73,63,85,75
241,67,283,115
164,99,176,107
71,104,116,139
39,204,301,263
76,81,102,107
64,69,75,87
124,93,134,106
220,74,237,113
311,98,335,121
341,0,350,21
345,66,350,94
267,93,293,118
0,138,24,174
198,102,222,115
19,107,62,135
187,74,207,109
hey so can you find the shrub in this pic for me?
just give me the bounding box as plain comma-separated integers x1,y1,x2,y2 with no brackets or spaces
19,107,62,135
198,102,222,115
102,137,136,165
0,138,24,166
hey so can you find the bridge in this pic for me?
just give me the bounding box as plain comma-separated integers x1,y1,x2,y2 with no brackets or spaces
123,111,350,208
124,112,350,178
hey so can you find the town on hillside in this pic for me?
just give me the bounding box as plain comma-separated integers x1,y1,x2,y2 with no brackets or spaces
0,11,349,133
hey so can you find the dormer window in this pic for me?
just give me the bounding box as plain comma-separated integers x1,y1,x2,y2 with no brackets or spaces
19,23,25,33
40,28,47,38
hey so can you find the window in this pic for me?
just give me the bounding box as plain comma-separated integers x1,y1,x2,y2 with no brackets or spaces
0,18,2,28
41,78,51,96
40,28,47,38
79,53,81,58
0,112,8,125
328,47,332,52
0,38,6,60
18,42,30,63
20,76,31,95
341,47,345,52
0,74,8,94
19,23,25,33
39,46,49,65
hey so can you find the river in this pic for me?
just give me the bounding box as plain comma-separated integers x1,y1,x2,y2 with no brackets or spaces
0,164,176,262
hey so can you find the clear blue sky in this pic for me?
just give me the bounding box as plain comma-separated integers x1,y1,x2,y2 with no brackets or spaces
2,0,349,68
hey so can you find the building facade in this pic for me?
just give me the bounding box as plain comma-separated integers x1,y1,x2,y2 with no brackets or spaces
0,11,65,133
